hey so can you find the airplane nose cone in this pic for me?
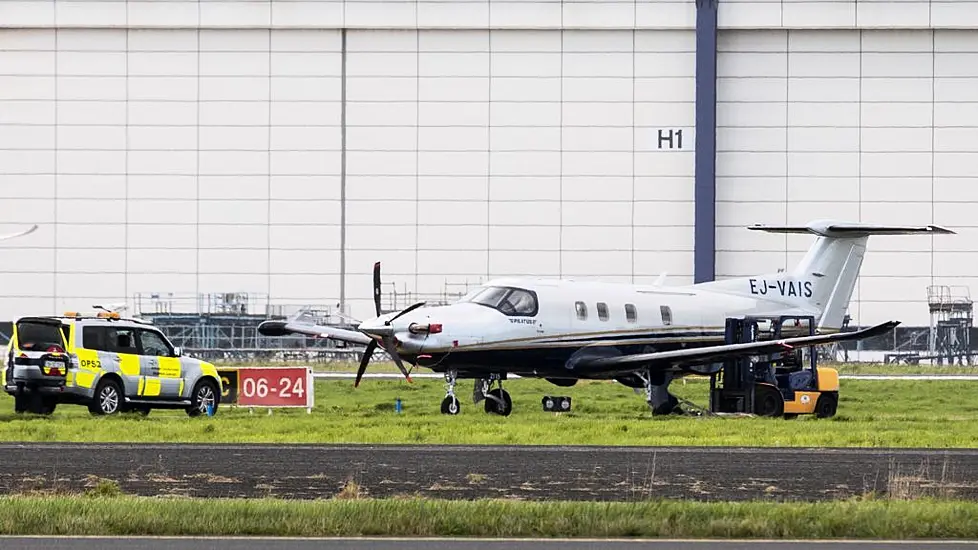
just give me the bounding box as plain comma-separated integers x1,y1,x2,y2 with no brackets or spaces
358,318,393,338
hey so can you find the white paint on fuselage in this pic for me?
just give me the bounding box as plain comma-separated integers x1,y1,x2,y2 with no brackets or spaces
386,275,822,356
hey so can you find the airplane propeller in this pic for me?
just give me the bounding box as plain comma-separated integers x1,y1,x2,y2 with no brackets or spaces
354,262,426,388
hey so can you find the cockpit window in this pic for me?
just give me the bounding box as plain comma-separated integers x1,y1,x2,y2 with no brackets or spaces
464,286,539,317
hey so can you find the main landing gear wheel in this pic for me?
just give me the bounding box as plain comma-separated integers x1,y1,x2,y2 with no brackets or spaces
476,375,512,416
484,388,512,416
636,369,681,415
441,396,460,415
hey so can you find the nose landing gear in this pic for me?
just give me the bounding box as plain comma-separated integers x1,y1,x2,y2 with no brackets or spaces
440,369,461,415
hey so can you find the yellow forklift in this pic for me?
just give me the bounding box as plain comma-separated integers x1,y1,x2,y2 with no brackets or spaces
709,315,840,419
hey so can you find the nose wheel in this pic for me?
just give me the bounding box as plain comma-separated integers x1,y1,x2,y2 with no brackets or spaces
441,395,460,415
441,370,461,415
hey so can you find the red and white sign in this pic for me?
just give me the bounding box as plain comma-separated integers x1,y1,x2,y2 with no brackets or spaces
236,367,314,410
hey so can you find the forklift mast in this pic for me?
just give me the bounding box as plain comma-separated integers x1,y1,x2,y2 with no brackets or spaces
709,314,817,414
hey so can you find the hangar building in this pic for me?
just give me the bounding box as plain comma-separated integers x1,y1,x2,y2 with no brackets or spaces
0,0,975,330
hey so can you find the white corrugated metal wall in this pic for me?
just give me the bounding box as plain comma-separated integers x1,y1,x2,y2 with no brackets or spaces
716,28,978,325
0,0,975,327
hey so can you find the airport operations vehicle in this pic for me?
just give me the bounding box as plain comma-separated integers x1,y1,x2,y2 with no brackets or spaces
259,219,954,417
3,310,223,417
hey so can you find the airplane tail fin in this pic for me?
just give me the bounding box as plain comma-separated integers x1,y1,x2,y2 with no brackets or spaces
747,220,954,330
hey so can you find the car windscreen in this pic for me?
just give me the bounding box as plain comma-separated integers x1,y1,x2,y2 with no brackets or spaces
16,321,66,352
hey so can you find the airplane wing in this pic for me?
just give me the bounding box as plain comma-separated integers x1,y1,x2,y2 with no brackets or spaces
576,320,898,375
257,319,374,346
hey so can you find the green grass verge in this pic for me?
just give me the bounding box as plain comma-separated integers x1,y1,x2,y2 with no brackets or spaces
3,376,978,447
220,360,978,375
2,494,978,539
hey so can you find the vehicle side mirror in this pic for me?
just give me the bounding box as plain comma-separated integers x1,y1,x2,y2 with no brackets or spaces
173,347,182,357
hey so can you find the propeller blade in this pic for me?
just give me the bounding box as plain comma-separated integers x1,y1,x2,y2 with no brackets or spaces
354,339,379,388
387,301,426,324
372,262,382,317
382,336,412,384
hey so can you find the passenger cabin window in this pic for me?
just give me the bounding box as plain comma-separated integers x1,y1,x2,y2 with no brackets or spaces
464,286,539,317
596,302,609,321
82,326,105,351
139,329,173,357
660,305,673,326
575,301,587,320
625,304,637,323
84,326,139,355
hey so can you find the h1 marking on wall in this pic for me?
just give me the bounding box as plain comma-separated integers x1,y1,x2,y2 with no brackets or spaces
657,129,683,150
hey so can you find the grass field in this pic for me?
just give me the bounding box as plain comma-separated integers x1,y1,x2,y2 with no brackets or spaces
2,493,978,539
229,360,978,376
2,372,977,447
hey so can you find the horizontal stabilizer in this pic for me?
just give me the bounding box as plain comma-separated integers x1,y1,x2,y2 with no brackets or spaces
748,219,954,238
578,320,899,375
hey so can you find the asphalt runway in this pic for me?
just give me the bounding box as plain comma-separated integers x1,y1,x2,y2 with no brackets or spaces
3,538,978,550
2,443,977,501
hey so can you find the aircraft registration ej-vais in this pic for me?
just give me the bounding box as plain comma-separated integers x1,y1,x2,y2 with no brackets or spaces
259,219,954,417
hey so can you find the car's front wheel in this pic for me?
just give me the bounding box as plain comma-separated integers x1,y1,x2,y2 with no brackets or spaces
186,379,219,417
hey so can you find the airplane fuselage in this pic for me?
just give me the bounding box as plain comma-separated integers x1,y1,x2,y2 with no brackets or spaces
373,276,823,382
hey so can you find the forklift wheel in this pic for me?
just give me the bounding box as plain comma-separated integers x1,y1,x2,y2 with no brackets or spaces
753,385,784,417
815,392,838,419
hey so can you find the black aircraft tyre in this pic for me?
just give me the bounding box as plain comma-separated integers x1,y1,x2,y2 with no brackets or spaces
89,378,123,416
441,395,461,415
484,388,513,416
753,384,784,417
187,379,219,418
815,392,838,418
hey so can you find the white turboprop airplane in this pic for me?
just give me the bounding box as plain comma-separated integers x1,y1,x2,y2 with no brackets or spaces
259,220,953,416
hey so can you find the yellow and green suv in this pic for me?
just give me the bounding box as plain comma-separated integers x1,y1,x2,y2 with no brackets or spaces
3,311,222,417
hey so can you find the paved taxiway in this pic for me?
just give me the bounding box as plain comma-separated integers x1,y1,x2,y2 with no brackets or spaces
4,537,978,550
1,443,976,501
